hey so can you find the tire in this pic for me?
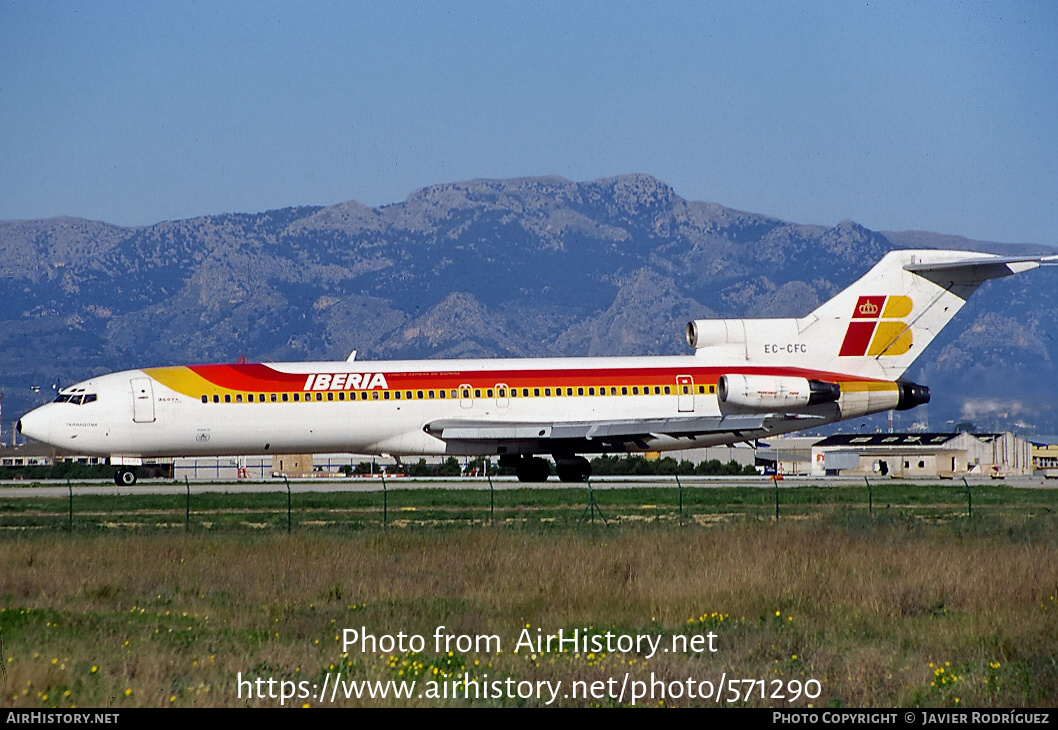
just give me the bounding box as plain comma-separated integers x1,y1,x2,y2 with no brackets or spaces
115,468,137,486
556,456,591,483
516,456,551,483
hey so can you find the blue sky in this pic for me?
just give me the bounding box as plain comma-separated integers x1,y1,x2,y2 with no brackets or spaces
2,1,1056,244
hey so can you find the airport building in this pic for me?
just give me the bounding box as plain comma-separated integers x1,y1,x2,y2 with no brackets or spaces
1032,441,1058,477
0,441,107,468
808,432,1034,477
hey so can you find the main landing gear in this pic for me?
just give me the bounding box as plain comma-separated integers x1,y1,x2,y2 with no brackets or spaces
502,455,592,483
510,456,551,483
555,456,591,483
114,467,137,486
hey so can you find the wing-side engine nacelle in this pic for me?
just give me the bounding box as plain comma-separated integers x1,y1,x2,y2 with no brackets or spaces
718,374,840,411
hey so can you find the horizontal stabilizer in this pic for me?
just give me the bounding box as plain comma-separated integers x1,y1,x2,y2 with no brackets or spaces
904,254,1058,277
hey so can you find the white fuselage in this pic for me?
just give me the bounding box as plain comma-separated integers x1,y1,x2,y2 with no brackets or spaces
17,354,889,460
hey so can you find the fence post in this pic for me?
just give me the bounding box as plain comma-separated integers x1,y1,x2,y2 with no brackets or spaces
284,476,292,534
864,476,872,516
774,475,780,521
487,472,494,525
380,471,387,527
185,476,191,533
963,476,972,519
675,474,683,520
67,479,72,532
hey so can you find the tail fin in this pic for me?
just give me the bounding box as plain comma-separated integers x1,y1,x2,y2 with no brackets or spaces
688,250,1053,380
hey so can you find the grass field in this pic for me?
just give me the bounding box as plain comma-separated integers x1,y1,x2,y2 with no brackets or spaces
1,485,1056,707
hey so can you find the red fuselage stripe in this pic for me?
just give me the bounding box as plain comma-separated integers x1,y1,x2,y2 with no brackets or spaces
184,363,886,393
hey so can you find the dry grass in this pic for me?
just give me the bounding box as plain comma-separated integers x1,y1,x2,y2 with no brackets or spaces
1,515,1056,707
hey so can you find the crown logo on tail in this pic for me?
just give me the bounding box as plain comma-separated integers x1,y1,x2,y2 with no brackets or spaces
840,295,914,357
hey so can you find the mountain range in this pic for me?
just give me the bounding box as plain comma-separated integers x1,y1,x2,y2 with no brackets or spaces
3,173,1056,437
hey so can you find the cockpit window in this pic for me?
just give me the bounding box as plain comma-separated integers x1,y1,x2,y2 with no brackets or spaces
54,392,97,405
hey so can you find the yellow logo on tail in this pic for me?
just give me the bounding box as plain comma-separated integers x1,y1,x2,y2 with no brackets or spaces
839,296,913,357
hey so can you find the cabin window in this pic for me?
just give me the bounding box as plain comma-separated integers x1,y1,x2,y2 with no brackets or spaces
292,393,299,402
533,388,540,397
621,387,628,395
360,392,368,400
271,393,278,402
654,387,661,395
487,389,494,397
474,389,481,398
632,387,639,395
236,394,243,403
565,387,572,396
282,393,289,402
372,392,379,400
212,395,220,403
394,391,401,400
383,392,390,400
588,387,595,395
664,386,671,395
201,395,207,403
554,388,561,397
544,388,551,396
260,393,266,402
429,390,435,399
224,395,231,403
577,387,584,395
498,389,505,397
709,385,715,394
417,390,424,399
462,389,470,399
508,389,516,398
338,392,345,401
439,390,446,399
682,386,689,394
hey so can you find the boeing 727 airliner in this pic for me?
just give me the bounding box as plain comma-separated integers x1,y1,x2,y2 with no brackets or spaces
17,249,1055,484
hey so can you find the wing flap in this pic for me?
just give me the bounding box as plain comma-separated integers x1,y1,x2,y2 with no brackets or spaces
426,414,790,445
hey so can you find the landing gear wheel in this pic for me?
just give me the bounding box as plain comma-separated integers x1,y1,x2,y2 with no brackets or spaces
556,456,591,483
115,468,137,486
516,456,551,483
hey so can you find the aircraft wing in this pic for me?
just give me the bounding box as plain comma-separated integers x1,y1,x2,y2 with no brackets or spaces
423,414,811,453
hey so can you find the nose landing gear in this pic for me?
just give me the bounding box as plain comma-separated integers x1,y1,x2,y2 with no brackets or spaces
114,468,137,486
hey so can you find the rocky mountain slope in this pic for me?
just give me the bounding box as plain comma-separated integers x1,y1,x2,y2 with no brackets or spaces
3,174,1055,434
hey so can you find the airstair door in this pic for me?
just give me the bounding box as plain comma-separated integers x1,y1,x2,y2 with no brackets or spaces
131,378,156,423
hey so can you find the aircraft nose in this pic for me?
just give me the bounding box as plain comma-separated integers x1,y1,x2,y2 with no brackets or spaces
15,407,52,445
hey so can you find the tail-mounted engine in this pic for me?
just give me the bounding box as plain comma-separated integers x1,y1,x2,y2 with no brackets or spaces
718,374,840,411
896,381,931,410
